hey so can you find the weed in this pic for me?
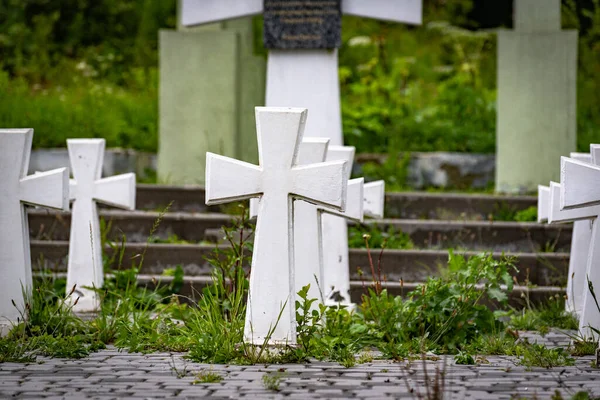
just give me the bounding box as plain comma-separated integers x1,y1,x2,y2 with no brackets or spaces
348,224,414,250
510,296,579,331
357,352,374,364
262,372,284,391
193,369,223,384
515,206,538,222
454,350,475,365
516,343,575,369
570,339,598,357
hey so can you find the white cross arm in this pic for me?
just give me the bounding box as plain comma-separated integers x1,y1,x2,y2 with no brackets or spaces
94,173,136,210
560,156,600,210
549,181,600,223
342,0,422,25
180,0,262,26
205,153,263,205
321,177,364,221
363,180,385,218
292,160,348,211
19,168,69,211
537,185,549,223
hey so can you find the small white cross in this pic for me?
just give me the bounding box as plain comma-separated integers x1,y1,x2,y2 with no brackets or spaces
66,139,136,312
363,180,385,219
0,129,69,334
560,146,600,337
205,107,348,345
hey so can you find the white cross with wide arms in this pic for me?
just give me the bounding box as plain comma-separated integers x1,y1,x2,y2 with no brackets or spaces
0,129,69,334
66,139,136,313
205,107,348,345
560,145,600,337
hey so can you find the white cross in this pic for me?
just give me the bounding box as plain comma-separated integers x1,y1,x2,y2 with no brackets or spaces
66,139,136,313
180,0,422,145
537,185,550,223
322,145,360,305
205,107,348,345
249,140,364,310
0,129,69,334
560,145,600,337
363,180,385,219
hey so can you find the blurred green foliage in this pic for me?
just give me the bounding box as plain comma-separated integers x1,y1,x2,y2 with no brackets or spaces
0,0,598,154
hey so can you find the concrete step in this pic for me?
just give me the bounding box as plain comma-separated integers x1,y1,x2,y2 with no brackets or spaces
31,241,569,287
28,210,572,253
133,184,536,219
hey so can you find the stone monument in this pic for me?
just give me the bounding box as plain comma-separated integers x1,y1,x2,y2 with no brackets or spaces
179,0,422,148
158,1,265,184
496,0,577,193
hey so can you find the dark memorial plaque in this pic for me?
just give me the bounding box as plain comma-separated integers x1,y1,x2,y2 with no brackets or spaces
263,0,342,49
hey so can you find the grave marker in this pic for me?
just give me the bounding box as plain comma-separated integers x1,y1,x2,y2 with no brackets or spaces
560,149,600,337
66,139,136,312
205,107,348,345
180,0,422,146
548,176,597,316
0,129,69,335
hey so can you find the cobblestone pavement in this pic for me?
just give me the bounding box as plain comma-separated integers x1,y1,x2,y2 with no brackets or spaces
1,331,598,399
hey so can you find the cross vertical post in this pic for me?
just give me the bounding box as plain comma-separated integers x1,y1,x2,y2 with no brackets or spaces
0,129,69,335
67,139,136,312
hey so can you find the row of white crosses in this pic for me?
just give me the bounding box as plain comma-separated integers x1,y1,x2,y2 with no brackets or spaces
538,145,600,338
0,130,135,334
206,107,384,345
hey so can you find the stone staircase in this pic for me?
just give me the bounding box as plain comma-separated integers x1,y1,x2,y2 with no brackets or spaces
29,184,568,304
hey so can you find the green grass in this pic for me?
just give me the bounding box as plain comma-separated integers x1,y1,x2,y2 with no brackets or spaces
0,70,157,151
0,209,594,370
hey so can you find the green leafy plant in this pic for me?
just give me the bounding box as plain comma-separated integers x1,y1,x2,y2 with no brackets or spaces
348,225,414,250
193,369,224,384
262,372,284,391
515,206,538,222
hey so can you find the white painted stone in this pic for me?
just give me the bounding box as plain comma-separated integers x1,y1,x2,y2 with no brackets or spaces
0,129,69,335
181,1,422,145
322,146,357,305
363,180,385,219
205,107,348,345
560,155,600,337
66,139,136,313
537,185,550,223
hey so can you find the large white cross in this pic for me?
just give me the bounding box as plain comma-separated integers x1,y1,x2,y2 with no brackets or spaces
180,0,422,145
66,139,136,313
560,145,600,337
0,129,69,334
205,107,348,345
